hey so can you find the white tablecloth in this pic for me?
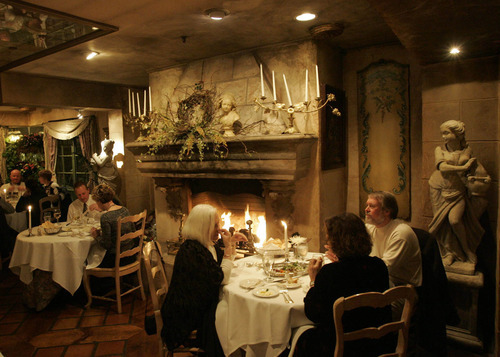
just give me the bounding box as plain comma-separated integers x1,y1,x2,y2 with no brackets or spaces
216,255,313,357
9,225,95,294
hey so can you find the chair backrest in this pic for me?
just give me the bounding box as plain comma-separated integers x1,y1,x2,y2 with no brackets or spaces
39,194,61,222
333,284,417,357
143,241,169,354
114,209,147,268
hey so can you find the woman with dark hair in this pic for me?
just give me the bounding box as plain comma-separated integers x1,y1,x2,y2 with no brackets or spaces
296,212,392,356
15,179,46,227
90,183,134,268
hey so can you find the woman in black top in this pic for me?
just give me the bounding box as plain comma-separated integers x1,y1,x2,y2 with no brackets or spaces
297,212,392,356
15,179,46,227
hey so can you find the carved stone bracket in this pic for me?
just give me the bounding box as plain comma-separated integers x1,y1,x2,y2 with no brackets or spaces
262,180,295,232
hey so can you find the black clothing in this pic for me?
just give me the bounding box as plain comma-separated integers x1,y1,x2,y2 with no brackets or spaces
299,256,393,356
161,239,224,356
0,211,17,258
15,191,47,227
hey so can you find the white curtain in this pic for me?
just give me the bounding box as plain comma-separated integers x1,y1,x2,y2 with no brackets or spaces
43,117,90,140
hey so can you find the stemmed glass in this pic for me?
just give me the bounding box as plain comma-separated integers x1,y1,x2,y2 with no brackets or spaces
261,251,275,283
297,242,309,261
53,208,61,223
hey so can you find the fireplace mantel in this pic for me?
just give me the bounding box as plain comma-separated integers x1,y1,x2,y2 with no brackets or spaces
126,134,318,181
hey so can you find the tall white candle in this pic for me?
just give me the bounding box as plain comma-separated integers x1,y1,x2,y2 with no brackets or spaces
28,205,32,230
143,89,147,115
282,221,288,257
315,65,320,98
260,64,265,97
3,188,6,200
272,71,276,101
132,92,136,116
149,86,152,112
305,69,309,102
136,92,141,116
283,74,292,106
128,89,131,114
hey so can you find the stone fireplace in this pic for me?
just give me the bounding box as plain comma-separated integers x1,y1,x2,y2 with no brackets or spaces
126,134,318,245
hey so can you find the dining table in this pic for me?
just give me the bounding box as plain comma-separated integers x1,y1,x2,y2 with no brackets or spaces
9,219,104,310
215,254,314,357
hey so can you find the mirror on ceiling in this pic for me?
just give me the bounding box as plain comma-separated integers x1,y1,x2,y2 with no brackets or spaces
0,0,117,71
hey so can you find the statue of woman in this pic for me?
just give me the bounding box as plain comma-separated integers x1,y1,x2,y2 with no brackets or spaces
428,120,488,267
217,93,240,137
91,139,121,195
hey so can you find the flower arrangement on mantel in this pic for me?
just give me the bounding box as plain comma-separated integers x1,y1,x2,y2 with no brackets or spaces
125,88,227,161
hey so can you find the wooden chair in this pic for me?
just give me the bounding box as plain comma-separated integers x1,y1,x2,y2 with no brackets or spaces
83,209,147,313
39,194,60,222
143,241,203,357
333,285,417,357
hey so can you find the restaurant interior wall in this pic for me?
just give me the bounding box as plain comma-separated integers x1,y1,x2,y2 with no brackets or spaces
149,40,344,252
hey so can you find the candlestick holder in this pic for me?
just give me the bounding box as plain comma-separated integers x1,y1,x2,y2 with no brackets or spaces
254,93,340,134
28,227,33,237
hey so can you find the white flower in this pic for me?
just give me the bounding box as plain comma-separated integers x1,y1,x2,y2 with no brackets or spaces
290,236,307,246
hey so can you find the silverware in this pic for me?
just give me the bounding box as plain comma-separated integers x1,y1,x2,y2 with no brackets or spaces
279,286,293,304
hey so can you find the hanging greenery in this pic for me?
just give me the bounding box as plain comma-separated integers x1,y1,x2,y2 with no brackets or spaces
125,87,227,161
3,132,44,180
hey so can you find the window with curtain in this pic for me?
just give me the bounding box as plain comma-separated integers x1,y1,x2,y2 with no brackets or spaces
56,137,91,192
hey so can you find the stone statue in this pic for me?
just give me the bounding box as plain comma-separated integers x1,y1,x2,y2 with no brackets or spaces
428,120,490,269
217,93,241,136
91,139,122,195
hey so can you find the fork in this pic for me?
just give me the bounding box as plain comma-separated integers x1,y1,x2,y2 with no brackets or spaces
278,286,294,304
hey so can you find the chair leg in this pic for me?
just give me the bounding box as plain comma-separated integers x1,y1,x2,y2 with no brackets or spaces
82,271,93,309
116,275,122,314
137,269,146,300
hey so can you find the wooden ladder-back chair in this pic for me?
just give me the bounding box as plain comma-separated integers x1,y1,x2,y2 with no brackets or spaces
83,209,147,313
333,284,417,357
39,194,60,222
143,241,203,357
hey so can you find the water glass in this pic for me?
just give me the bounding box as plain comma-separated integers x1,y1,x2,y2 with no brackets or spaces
297,243,309,261
261,251,275,283
43,212,52,223
53,208,61,223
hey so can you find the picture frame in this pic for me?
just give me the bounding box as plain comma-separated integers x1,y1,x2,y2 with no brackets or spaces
321,84,346,170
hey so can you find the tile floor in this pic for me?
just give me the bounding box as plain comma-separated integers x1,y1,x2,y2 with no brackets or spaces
0,265,175,357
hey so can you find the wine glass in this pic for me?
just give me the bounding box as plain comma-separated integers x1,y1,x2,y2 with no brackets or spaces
43,212,52,223
297,242,309,261
261,251,275,283
53,208,61,223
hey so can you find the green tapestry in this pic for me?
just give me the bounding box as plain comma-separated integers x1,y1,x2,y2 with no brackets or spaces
358,60,410,219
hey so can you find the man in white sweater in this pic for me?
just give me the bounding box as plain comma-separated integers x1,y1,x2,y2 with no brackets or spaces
67,182,102,221
365,191,422,288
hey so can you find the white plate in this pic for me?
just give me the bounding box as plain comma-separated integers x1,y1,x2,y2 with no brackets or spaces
256,248,285,256
284,282,301,289
239,279,262,289
252,287,279,298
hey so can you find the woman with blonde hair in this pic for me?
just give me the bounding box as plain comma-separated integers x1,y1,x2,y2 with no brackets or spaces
161,204,246,356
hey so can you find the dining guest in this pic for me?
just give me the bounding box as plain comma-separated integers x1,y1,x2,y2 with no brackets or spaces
297,212,392,356
38,169,60,196
67,182,101,221
90,184,133,268
15,179,46,227
1,169,26,206
161,204,246,356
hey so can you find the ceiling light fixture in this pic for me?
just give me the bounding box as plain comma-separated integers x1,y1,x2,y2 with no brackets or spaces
205,8,229,21
77,110,84,119
449,47,460,55
86,51,99,60
296,13,316,21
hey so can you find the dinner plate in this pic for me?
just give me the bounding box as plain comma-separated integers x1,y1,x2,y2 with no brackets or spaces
239,279,262,289
252,287,279,298
283,282,301,289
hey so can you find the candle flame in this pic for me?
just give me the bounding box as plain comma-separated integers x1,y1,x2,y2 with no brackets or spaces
281,220,287,229
221,212,232,231
28,205,32,211
245,204,251,223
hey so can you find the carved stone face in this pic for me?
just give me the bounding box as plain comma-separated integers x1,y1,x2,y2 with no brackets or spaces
440,127,458,145
221,98,233,113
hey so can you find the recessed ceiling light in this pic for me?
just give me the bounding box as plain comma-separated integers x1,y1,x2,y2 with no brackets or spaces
449,47,460,55
86,51,99,60
205,8,229,21
296,13,316,21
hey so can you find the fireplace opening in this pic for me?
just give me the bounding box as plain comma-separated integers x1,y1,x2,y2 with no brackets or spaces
189,179,266,245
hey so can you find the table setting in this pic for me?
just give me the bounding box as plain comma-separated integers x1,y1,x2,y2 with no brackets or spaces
215,252,320,357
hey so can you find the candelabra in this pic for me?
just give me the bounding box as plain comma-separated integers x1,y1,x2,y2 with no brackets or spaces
254,93,340,134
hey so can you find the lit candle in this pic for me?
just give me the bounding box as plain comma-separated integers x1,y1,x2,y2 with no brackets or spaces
283,74,292,106
315,65,320,98
143,89,147,115
136,92,141,116
149,86,152,112
132,92,136,116
28,205,32,230
128,89,131,114
281,220,288,257
3,188,6,199
305,69,308,102
260,64,265,97
272,71,276,101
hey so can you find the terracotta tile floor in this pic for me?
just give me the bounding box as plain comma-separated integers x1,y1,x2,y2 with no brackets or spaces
0,266,192,357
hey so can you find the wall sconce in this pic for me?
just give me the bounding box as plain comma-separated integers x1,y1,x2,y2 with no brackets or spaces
114,153,125,169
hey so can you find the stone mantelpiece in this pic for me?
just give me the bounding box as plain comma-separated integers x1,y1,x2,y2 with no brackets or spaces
125,134,317,181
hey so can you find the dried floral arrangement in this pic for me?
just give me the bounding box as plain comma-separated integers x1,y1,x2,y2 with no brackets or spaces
125,88,227,161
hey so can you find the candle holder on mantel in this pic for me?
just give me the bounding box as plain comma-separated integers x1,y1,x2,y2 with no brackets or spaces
254,93,340,134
